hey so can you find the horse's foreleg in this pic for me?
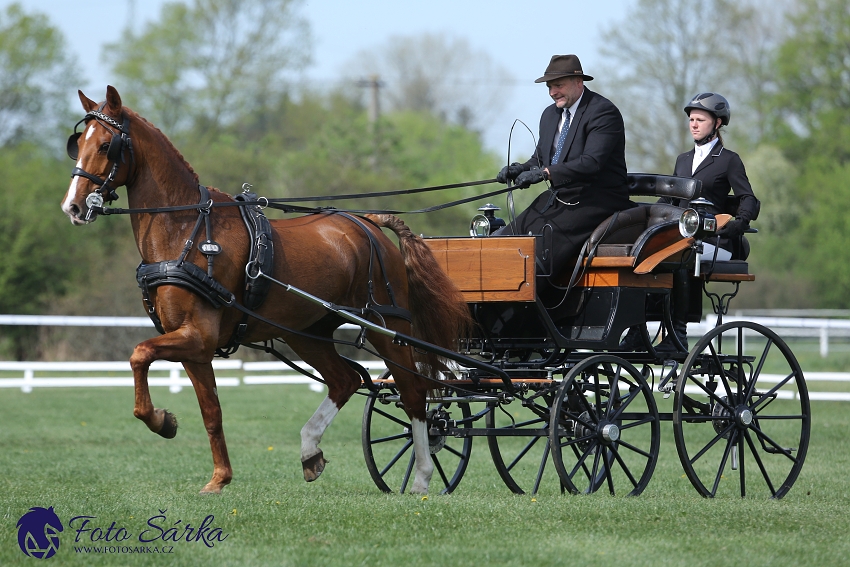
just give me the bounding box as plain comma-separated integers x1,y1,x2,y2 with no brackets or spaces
183,361,233,494
130,339,178,437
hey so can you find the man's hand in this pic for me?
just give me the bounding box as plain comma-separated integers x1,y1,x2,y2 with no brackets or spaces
514,166,545,189
496,162,525,184
717,218,748,239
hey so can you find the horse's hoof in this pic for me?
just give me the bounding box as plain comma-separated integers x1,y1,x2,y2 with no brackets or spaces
199,485,223,495
157,410,179,439
302,451,327,482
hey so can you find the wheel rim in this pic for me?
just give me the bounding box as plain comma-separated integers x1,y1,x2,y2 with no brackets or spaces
486,385,564,495
550,355,660,496
673,321,811,498
362,384,473,494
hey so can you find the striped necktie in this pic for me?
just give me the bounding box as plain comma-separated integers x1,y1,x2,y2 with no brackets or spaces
551,109,571,165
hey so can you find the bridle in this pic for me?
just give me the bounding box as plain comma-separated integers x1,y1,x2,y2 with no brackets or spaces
67,103,133,220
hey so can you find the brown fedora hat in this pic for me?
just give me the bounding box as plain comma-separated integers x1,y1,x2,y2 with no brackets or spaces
534,54,594,83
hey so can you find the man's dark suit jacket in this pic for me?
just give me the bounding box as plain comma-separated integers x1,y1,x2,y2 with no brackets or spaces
497,87,631,286
523,87,630,208
671,142,758,221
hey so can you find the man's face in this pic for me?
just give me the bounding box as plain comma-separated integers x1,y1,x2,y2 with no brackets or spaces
547,76,584,109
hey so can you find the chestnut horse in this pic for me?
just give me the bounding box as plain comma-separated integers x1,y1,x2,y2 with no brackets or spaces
60,86,469,494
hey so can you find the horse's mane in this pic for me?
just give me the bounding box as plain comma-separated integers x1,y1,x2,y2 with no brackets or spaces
123,106,229,198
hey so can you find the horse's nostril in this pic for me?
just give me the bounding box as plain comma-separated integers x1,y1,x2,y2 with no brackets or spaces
70,204,81,216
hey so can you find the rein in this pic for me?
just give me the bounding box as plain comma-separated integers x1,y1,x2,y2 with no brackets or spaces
89,183,514,218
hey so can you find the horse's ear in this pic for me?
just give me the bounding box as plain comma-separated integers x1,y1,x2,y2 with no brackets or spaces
79,90,97,112
105,85,123,114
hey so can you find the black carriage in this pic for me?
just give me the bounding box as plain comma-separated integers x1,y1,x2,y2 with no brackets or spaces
360,174,811,498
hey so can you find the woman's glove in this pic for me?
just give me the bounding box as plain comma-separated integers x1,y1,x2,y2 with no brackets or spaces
718,218,748,239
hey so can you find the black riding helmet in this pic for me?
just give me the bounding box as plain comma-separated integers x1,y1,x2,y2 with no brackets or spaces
684,92,731,125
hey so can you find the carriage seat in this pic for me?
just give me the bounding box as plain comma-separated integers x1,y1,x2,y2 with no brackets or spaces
586,174,701,260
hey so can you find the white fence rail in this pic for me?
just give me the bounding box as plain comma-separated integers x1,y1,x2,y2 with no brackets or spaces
2,314,850,400
1,359,848,402
0,360,390,394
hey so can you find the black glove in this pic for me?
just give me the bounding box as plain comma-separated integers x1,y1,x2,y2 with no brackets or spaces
496,162,525,184
717,218,748,239
514,166,545,189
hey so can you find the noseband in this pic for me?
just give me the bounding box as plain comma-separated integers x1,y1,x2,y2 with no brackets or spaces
67,104,133,216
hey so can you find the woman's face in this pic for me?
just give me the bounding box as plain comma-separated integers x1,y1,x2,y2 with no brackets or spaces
689,109,720,141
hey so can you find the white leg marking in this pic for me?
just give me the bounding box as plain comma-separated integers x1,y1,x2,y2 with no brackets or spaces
410,417,433,494
300,396,339,461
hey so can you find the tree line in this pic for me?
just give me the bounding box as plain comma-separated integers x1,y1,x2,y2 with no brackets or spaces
0,0,847,359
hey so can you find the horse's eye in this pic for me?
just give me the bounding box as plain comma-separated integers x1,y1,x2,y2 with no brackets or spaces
100,142,110,153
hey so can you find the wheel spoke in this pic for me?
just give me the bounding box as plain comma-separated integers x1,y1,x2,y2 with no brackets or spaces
507,436,542,471
606,366,622,415
616,437,653,459
602,448,616,495
689,422,735,466
442,443,466,459
751,371,799,411
707,341,735,403
532,439,551,495
372,406,411,428
736,326,745,398
370,432,410,445
685,368,735,412
748,423,799,463
400,453,415,493
744,337,774,401
609,390,646,422
609,444,640,489
743,429,777,496
709,432,736,497
378,440,413,477
433,455,450,487
738,432,746,498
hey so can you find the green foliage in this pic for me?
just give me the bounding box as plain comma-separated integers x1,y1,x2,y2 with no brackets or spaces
103,0,310,142
0,144,128,358
0,2,80,150
791,161,850,306
773,0,850,163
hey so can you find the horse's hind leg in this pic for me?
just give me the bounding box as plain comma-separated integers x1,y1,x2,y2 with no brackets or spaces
369,331,433,494
284,336,362,483
182,361,233,494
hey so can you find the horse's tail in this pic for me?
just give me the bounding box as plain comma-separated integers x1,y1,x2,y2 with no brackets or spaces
366,214,472,378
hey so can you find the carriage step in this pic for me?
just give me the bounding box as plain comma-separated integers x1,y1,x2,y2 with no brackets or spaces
657,360,679,398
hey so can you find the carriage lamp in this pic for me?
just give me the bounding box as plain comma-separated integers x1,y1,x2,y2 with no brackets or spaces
470,204,506,237
678,198,717,239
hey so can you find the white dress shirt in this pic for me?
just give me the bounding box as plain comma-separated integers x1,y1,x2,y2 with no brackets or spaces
692,137,719,174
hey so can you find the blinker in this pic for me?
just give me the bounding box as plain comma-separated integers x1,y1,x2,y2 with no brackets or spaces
67,132,81,160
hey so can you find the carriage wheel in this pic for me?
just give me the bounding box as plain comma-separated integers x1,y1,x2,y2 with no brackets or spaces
486,385,565,495
361,377,472,494
549,355,660,495
673,321,810,498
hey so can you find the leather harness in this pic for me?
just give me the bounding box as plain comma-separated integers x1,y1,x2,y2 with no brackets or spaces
135,186,411,356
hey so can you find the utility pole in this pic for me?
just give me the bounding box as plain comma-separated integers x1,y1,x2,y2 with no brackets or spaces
356,75,383,124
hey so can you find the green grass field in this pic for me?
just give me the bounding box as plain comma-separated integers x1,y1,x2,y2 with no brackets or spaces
1,384,849,567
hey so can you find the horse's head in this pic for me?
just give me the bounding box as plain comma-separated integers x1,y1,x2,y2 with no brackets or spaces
61,86,133,225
